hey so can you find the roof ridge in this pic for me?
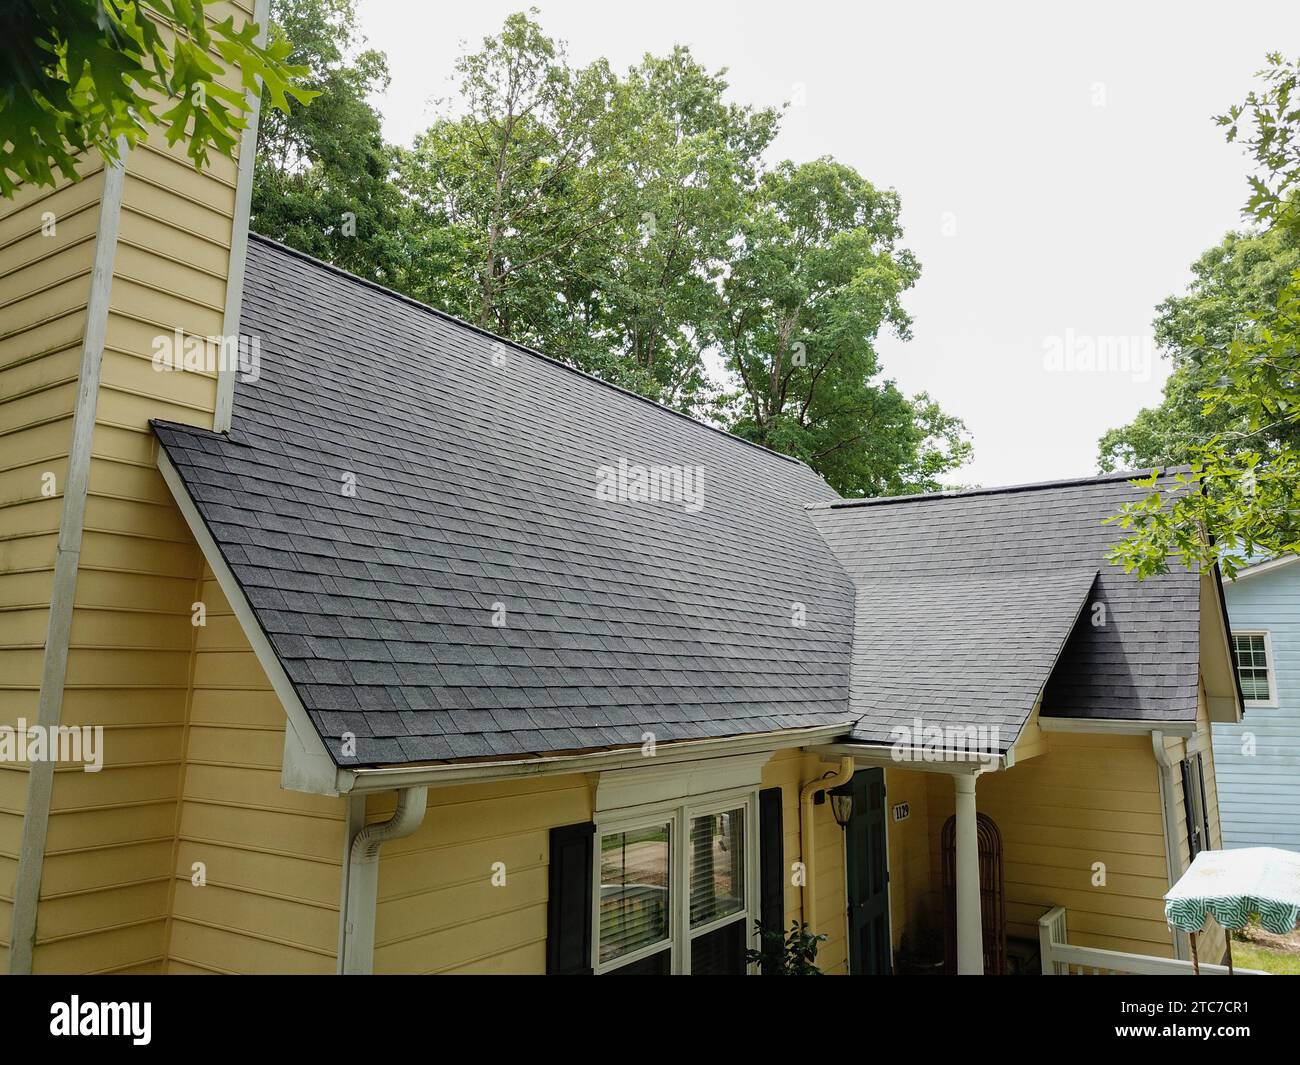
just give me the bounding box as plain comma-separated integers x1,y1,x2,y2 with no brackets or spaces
806,466,1193,510
246,233,808,470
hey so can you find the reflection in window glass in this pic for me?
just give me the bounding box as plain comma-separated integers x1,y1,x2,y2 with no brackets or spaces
689,809,745,928
599,824,670,963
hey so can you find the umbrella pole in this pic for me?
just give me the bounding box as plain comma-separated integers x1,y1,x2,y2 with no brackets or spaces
1225,932,1234,976
1190,932,1200,975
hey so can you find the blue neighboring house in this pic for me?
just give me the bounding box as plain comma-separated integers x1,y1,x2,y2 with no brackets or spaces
1213,555,1300,852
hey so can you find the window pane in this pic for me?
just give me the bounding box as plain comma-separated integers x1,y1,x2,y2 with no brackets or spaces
607,948,671,975
1234,634,1271,700
599,825,670,963
690,809,745,928
690,919,747,975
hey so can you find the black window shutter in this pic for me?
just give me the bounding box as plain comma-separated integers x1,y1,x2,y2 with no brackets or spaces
758,787,784,975
547,822,595,975
1195,753,1212,850
1179,759,1199,862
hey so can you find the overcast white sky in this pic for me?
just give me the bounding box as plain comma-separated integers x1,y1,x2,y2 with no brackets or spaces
356,0,1299,488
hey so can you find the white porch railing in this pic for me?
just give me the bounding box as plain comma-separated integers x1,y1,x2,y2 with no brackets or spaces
1037,906,1267,975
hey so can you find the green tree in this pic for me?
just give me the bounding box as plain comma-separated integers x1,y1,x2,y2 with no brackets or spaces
711,159,970,496
1108,53,1300,578
250,0,410,285
0,0,313,197
400,11,620,339
1098,222,1300,472
569,46,779,410
400,13,781,415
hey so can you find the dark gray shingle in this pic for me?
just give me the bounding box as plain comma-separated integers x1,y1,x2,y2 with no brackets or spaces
154,236,856,766
807,473,1205,748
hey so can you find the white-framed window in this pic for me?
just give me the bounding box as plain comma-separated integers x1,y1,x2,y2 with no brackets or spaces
1233,631,1278,706
593,788,757,975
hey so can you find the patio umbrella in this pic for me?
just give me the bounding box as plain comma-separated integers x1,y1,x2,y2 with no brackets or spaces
1163,847,1300,974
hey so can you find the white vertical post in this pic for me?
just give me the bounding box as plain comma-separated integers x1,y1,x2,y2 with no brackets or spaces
954,773,984,975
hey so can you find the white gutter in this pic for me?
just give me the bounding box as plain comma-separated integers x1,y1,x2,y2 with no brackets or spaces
812,741,1013,774
9,141,128,975
1038,716,1196,738
338,723,855,794
341,786,428,974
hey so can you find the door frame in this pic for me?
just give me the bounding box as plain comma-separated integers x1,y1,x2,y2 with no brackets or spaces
840,767,893,975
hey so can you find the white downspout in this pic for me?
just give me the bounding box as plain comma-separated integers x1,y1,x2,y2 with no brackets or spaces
341,786,428,974
953,772,984,974
798,757,855,940
1152,731,1189,961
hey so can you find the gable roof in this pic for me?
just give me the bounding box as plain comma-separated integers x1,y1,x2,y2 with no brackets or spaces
808,471,1206,749
1231,554,1300,583
154,235,855,768
832,569,1097,751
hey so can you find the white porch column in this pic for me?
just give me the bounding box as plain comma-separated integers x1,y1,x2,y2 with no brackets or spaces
953,773,983,975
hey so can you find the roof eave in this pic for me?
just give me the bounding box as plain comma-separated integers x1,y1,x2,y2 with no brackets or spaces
337,722,856,793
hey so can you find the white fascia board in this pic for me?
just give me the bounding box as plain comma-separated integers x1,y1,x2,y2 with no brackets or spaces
213,0,270,433
1037,715,1196,738
341,722,855,794
1230,554,1300,582
156,447,341,795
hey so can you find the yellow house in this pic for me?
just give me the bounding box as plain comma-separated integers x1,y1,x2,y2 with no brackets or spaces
0,1,1246,977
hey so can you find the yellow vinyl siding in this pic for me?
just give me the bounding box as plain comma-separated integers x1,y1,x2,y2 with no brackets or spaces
371,775,590,974
0,0,266,972
1159,687,1228,963
368,748,847,975
757,749,849,974
965,732,1175,956
882,732,1180,964
883,767,933,953
0,161,104,967
164,571,344,975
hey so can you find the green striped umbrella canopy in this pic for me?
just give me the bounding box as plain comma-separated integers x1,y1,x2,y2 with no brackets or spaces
1164,847,1300,935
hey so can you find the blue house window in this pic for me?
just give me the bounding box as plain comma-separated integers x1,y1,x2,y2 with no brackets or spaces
1232,632,1277,705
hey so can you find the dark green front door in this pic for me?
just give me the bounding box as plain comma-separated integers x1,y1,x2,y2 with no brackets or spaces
840,768,891,975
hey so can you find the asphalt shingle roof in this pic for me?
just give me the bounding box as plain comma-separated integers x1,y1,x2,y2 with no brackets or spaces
807,473,1205,750
154,236,855,767
838,569,1098,751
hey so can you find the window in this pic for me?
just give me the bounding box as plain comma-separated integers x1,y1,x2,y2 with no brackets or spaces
594,796,755,975
599,824,671,966
1233,632,1277,706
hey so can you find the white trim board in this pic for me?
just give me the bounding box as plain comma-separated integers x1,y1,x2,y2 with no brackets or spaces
156,447,340,795
345,723,854,793
10,145,128,975
213,0,270,433
1037,716,1197,738
812,741,1011,775
595,752,770,812
1230,555,1300,582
